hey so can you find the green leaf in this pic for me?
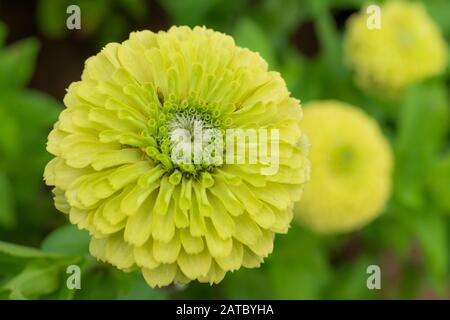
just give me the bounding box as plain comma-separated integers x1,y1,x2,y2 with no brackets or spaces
0,171,15,228
0,38,39,89
0,240,83,299
0,89,61,128
4,261,61,299
0,253,30,275
427,155,450,212
394,81,449,209
234,18,276,68
0,241,63,259
41,224,90,256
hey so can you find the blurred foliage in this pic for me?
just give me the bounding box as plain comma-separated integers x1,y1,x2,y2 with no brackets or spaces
0,0,449,299
0,22,60,236
37,0,148,46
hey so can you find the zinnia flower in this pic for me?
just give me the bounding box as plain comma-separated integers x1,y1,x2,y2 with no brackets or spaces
344,0,448,97
44,26,309,287
295,101,392,233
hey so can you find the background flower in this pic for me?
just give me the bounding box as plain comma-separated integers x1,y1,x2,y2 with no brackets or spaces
295,100,393,233
344,0,448,97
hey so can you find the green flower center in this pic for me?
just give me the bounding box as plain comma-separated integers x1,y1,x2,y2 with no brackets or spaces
396,27,415,48
142,96,226,177
333,146,357,173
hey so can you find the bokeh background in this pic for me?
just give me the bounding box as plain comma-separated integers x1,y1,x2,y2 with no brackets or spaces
0,0,449,299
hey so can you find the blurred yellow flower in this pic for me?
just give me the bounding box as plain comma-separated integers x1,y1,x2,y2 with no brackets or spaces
295,101,393,233
44,26,309,287
344,0,448,96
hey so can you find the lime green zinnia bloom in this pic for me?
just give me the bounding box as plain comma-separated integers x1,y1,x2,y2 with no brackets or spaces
44,26,309,287
295,101,392,233
344,0,448,97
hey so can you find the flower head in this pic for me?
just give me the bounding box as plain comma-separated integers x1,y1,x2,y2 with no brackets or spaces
44,26,309,287
295,101,392,233
344,1,448,96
